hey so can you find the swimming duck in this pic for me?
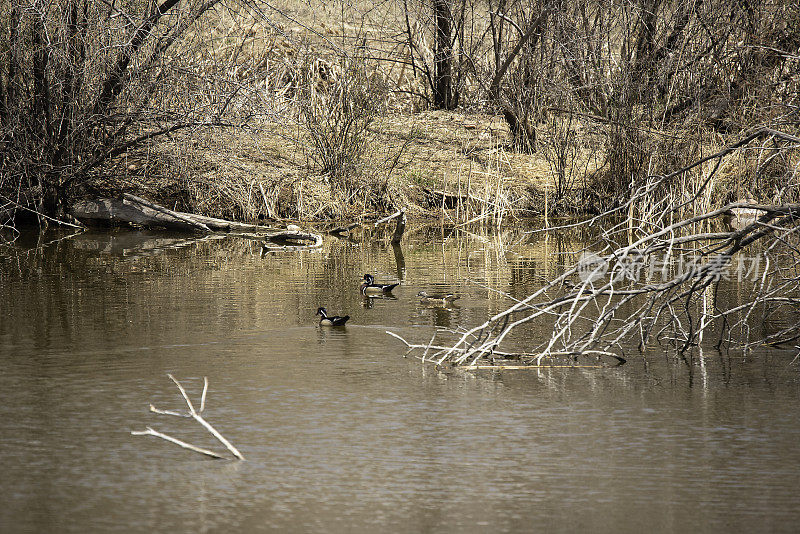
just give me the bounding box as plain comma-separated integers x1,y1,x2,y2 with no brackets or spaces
417,291,459,305
361,274,400,295
316,307,350,326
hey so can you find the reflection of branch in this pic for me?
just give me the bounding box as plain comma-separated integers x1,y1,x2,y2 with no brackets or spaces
132,375,245,460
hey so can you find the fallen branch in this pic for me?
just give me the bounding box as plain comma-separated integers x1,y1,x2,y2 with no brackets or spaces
385,330,625,367
132,375,245,460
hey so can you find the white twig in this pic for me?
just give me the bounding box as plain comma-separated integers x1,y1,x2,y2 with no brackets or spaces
168,374,197,414
200,377,208,413
131,427,226,459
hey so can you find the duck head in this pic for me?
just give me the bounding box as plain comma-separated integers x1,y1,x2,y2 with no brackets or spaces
316,307,328,317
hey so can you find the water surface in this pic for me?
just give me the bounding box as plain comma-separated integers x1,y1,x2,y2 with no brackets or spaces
1,226,798,533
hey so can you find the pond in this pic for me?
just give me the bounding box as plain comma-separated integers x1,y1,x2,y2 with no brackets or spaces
1,225,798,533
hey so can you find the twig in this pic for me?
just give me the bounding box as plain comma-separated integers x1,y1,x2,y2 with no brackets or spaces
167,374,245,460
0,193,84,229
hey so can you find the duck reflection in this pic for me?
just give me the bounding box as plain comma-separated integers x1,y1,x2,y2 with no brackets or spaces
419,305,459,328
361,294,398,308
316,323,350,344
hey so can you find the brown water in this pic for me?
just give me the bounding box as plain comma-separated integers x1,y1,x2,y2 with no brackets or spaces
1,226,798,533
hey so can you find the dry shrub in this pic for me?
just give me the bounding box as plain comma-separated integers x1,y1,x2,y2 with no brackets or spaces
297,54,384,186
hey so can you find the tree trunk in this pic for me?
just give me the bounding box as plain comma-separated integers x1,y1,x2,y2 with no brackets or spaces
433,0,454,109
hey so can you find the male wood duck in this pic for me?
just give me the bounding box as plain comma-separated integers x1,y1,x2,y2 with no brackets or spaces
417,291,459,305
360,274,400,295
316,307,350,326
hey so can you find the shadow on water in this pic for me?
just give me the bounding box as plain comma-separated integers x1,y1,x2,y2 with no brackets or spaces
1,223,799,533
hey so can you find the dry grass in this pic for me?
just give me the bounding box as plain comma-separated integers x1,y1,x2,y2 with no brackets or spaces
114,110,575,223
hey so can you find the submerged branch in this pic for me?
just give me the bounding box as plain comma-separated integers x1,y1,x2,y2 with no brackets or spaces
386,331,626,367
132,375,245,460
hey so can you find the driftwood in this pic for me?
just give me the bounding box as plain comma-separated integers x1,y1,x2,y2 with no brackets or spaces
131,375,245,460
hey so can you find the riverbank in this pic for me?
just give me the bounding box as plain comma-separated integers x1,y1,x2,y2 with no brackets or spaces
99,107,798,227
100,110,547,224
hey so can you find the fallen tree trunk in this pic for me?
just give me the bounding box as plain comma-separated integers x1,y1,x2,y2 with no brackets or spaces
71,194,267,232
70,194,324,250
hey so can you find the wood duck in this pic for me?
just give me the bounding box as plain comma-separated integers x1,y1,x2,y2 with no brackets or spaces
417,291,459,305
316,307,350,326
361,274,399,295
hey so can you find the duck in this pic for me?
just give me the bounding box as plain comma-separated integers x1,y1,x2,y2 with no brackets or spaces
316,307,350,326
417,291,459,305
360,273,400,295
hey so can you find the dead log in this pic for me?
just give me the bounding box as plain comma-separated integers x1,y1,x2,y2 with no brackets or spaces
71,195,270,232
70,195,326,251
